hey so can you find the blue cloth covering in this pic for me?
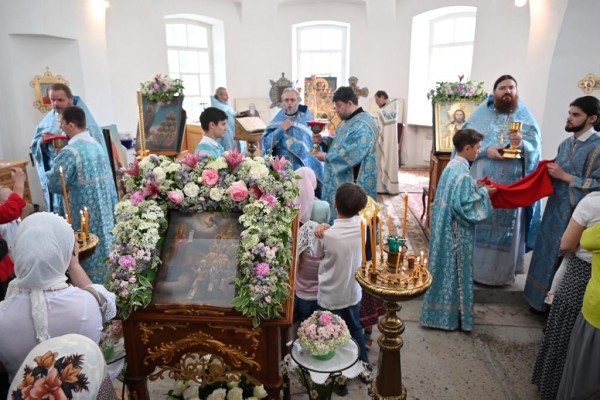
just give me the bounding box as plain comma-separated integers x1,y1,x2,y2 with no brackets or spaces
31,97,108,212
420,156,492,331
46,133,118,284
262,105,323,184
321,110,378,222
525,131,600,310
210,96,238,152
462,96,542,285
194,136,225,159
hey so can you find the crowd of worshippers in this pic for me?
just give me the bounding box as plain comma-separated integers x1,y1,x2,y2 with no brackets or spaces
0,78,599,398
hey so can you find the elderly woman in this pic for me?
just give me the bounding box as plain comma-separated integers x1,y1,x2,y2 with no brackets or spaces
0,213,116,398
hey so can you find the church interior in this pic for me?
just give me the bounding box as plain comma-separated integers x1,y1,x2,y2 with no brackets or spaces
1,0,599,399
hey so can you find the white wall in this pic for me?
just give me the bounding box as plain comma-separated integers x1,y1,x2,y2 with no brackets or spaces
0,0,598,205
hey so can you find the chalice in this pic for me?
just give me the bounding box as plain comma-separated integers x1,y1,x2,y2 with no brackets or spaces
307,120,327,155
502,121,523,159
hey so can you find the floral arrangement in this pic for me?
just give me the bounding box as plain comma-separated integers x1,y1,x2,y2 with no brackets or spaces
297,311,350,357
140,73,185,102
107,151,299,325
167,354,268,400
427,74,487,103
12,351,91,399
99,320,124,362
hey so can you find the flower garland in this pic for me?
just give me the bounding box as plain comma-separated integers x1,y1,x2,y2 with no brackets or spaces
140,73,185,102
297,311,350,356
427,75,487,103
107,151,299,325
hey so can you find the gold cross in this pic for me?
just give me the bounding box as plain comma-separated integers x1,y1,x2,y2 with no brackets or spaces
578,73,600,94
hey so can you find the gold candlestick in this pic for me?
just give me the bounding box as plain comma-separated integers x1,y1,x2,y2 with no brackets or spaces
136,91,147,154
58,166,71,224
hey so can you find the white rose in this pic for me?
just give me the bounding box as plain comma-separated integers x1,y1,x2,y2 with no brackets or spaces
253,384,268,399
209,187,223,201
226,387,243,400
182,383,200,400
183,182,200,197
172,381,188,396
250,164,269,179
153,167,166,184
207,388,227,400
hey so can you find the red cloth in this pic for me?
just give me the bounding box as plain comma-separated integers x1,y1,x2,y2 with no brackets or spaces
0,192,26,224
483,159,555,209
0,255,13,282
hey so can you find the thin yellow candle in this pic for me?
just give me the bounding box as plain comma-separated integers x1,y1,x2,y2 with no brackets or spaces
395,246,401,275
58,166,71,224
137,91,146,152
83,216,89,240
80,210,84,231
361,219,367,268
402,192,408,238
378,215,383,260
84,206,89,236
370,217,377,272
387,215,393,235
424,257,428,270
421,250,424,262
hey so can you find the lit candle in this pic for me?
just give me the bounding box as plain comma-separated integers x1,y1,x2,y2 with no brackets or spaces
83,216,89,240
80,210,84,231
371,217,377,272
424,258,428,270
402,192,408,238
361,219,366,269
378,215,383,260
58,166,72,224
421,251,424,262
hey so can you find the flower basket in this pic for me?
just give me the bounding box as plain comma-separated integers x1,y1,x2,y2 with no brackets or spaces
427,75,487,103
297,311,350,359
139,73,184,103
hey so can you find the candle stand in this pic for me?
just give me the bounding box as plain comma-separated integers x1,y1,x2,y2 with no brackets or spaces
355,257,432,400
77,232,99,263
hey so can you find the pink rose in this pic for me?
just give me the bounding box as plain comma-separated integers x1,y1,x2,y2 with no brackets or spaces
228,181,249,202
167,190,184,204
202,169,219,186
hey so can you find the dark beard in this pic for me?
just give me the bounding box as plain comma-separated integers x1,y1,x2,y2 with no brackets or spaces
565,120,587,133
494,94,518,114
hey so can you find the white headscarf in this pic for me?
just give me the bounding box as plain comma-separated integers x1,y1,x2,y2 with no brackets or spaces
3,212,74,341
9,334,108,399
294,167,317,224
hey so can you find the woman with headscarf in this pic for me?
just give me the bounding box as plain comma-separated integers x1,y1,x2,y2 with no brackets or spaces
0,213,116,398
293,167,330,325
9,334,111,399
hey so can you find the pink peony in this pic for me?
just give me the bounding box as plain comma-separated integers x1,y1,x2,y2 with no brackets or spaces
228,181,249,202
260,194,277,207
202,169,219,186
167,190,184,204
131,191,144,205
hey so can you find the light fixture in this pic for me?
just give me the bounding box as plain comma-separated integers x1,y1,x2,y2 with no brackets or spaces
515,0,528,7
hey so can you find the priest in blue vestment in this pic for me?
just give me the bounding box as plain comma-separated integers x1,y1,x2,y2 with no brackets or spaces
46,106,118,284
313,86,378,221
262,88,323,189
462,75,542,286
525,96,600,311
211,87,239,152
31,83,107,213
420,129,493,331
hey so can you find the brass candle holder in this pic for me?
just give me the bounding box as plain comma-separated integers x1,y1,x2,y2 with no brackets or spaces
356,257,432,400
502,121,523,159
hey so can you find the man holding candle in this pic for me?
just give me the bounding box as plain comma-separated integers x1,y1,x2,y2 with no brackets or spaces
420,129,495,331
31,83,107,213
462,75,541,287
45,106,118,284
312,86,378,221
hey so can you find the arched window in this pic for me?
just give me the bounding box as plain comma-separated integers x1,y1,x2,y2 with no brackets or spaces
407,7,477,125
165,16,224,121
292,21,350,93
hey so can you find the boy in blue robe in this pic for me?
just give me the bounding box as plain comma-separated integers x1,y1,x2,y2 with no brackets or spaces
46,106,118,284
420,129,494,331
194,107,227,158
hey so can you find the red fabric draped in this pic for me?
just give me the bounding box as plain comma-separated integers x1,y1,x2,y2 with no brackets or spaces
482,159,555,209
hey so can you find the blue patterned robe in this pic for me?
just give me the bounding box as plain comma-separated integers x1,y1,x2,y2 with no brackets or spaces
321,109,378,221
525,129,600,311
210,96,238,152
46,132,118,284
262,105,323,184
462,96,542,285
420,156,492,331
31,97,107,212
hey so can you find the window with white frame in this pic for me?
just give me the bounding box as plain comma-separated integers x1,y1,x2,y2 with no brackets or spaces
165,19,213,122
407,7,477,125
292,21,349,97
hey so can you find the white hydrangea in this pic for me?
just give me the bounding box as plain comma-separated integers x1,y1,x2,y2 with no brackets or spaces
206,158,227,170
153,167,166,184
209,187,223,201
